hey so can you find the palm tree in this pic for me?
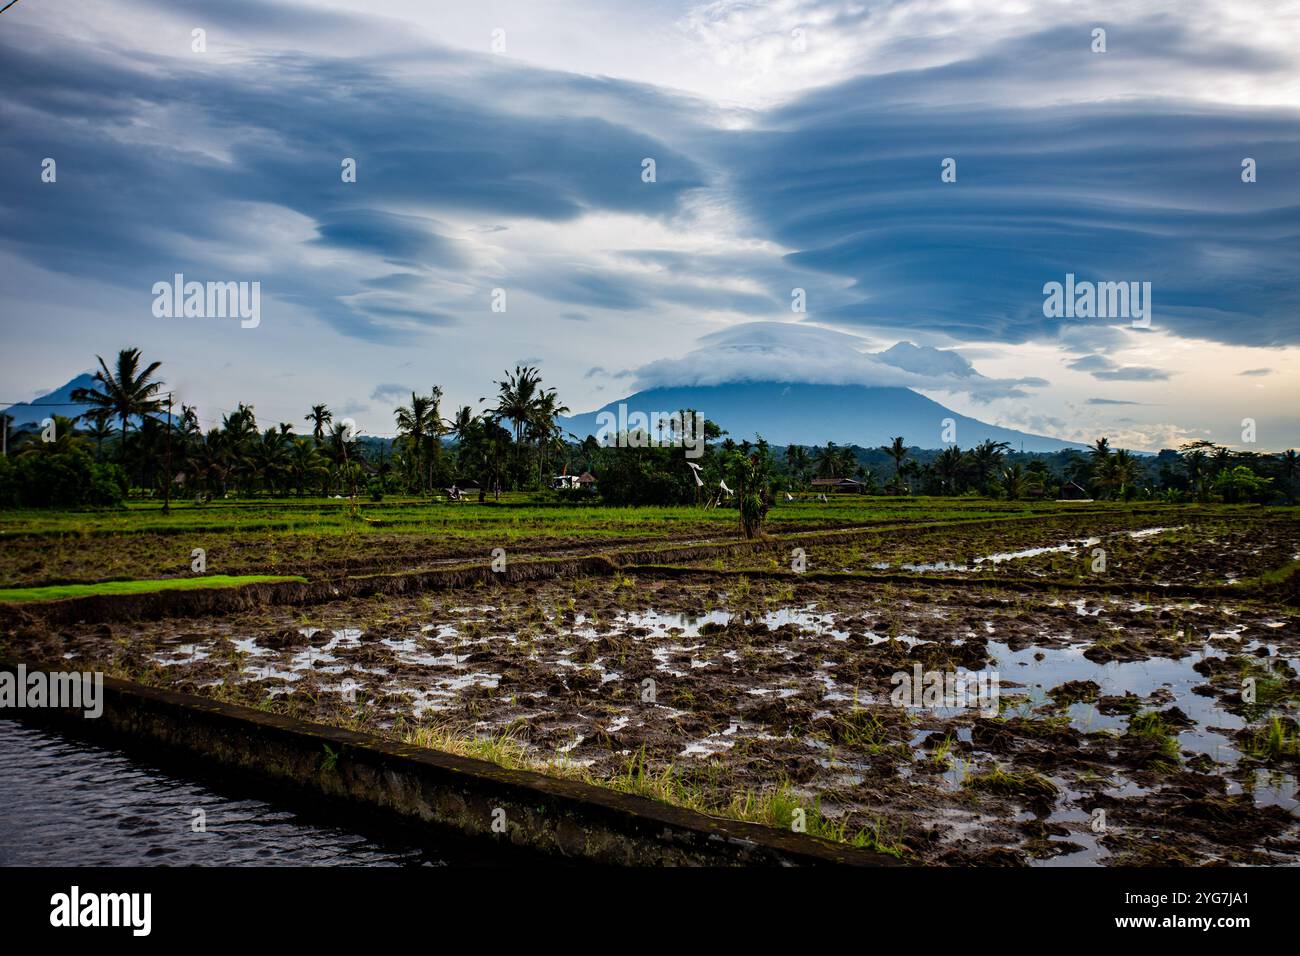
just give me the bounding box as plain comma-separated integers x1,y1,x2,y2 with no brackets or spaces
971,439,1011,491
288,438,329,497
528,388,570,483
1089,437,1114,498
71,348,165,481
934,445,964,494
218,404,259,492
79,408,116,461
812,442,842,479
187,428,233,499
1000,462,1027,500
784,444,810,488
881,436,909,493
446,405,477,444
1111,448,1139,500
1281,449,1299,504
1179,441,1214,501
251,428,293,495
18,415,87,456
491,365,542,447
305,404,333,445
395,392,434,494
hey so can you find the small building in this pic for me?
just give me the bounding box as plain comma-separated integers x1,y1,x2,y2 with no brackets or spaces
551,472,597,491
1058,480,1092,501
810,477,864,494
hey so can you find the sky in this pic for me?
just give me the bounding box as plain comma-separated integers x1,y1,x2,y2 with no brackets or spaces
1,0,1297,450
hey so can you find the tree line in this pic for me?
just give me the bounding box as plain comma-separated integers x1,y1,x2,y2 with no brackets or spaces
2,347,1296,510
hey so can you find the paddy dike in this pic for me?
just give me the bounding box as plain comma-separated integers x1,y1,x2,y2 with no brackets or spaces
0,660,895,867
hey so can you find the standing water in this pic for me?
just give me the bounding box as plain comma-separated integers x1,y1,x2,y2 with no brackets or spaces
0,719,511,866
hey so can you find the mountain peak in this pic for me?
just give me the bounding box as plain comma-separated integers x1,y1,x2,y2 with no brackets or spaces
560,381,1086,451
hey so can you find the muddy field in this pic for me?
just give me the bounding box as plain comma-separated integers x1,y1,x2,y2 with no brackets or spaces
688,511,1300,587
0,497,1125,589
5,501,1297,865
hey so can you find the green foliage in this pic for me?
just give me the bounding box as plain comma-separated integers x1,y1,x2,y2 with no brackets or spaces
0,449,127,508
0,573,305,603
1212,465,1273,504
595,444,701,506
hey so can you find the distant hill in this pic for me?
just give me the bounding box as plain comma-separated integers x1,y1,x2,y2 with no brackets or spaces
559,382,1087,452
1,373,172,431
1,373,100,430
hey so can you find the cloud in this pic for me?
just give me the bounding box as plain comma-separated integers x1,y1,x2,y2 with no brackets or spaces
1091,367,1173,382
1085,398,1159,406
1067,354,1172,381
0,12,709,344
631,321,1049,399
717,19,1300,349
335,398,370,416
1238,367,1274,376
370,383,413,402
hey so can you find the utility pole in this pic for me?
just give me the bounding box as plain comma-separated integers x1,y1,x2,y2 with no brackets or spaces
162,392,173,515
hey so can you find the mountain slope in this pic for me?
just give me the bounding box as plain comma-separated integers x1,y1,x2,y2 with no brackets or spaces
559,383,1086,452
2,374,173,431
1,373,100,430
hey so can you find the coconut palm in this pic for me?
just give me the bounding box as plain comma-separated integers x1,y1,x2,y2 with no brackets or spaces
251,428,293,494
288,438,329,497
881,436,909,493
71,347,166,480
446,405,477,444
528,388,570,482
1111,448,1139,500
971,439,1011,490
18,415,87,456
491,365,542,447
812,443,843,479
784,444,809,487
1281,449,1299,504
395,392,435,494
79,408,116,461
1179,441,1217,500
304,404,333,445
1089,437,1114,498
1000,462,1027,500
934,445,965,494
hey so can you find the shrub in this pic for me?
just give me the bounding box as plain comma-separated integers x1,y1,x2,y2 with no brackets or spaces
0,450,127,508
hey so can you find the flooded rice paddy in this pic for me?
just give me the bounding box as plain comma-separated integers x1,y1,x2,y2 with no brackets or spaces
4,506,1297,865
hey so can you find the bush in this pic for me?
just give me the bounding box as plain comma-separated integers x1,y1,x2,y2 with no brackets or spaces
0,450,127,508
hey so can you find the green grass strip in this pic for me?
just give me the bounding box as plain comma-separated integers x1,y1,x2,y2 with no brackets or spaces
0,574,307,603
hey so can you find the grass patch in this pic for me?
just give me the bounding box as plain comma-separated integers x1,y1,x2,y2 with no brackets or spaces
963,766,1060,802
1242,716,1300,762
0,574,307,603
398,728,909,856
1125,710,1183,771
